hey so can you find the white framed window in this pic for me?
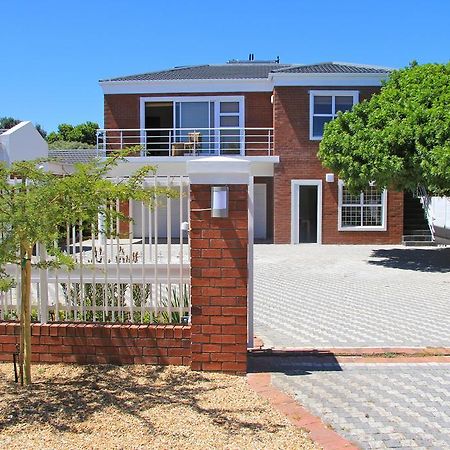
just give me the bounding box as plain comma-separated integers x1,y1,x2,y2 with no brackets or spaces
338,181,387,231
309,90,359,140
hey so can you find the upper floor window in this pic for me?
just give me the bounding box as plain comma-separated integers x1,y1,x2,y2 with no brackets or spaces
309,91,359,140
338,181,387,231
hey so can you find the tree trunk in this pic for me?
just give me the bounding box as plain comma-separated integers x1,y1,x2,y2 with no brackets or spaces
19,243,32,385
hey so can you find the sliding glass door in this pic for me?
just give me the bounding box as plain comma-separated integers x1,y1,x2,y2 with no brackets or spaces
144,97,244,156
175,101,213,154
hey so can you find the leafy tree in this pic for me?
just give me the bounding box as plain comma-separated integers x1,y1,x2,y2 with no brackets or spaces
35,124,47,140
0,117,47,139
0,155,177,385
318,62,450,195
0,117,20,129
48,140,96,150
47,121,99,146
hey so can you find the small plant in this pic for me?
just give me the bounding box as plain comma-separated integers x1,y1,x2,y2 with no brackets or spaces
57,282,190,324
157,285,190,324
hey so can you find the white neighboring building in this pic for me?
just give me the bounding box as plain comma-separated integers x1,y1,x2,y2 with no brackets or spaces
429,197,450,244
0,121,48,164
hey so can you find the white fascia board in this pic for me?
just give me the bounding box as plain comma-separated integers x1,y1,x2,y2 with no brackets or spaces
271,72,388,87
100,78,273,94
100,156,279,178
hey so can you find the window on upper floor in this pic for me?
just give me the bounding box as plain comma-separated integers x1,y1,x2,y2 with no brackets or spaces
338,181,387,231
309,91,359,140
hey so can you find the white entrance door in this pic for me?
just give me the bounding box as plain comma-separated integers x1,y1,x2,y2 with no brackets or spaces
254,184,267,240
291,180,322,244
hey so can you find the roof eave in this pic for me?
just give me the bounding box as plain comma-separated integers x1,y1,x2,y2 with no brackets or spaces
271,72,389,87
270,72,390,78
99,77,270,85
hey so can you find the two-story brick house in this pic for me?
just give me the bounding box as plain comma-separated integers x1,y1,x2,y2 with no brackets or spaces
98,59,403,245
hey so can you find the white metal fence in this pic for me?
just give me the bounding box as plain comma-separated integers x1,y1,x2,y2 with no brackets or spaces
0,176,191,324
96,127,274,157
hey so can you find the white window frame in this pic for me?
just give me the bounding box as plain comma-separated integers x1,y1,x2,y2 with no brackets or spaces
291,180,322,244
139,95,245,155
338,180,387,231
309,90,359,140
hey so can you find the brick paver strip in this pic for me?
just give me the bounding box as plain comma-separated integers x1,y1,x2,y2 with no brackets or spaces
248,372,359,450
254,245,450,349
250,356,450,449
251,345,450,358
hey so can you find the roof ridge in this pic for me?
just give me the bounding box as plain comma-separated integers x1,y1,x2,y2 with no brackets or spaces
329,61,396,70
100,64,210,82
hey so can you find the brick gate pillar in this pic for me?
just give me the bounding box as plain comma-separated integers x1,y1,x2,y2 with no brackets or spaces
187,157,251,374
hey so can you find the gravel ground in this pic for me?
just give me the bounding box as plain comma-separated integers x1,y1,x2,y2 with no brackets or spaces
0,364,317,450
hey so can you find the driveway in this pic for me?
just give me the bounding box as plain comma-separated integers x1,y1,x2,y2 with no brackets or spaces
249,355,450,449
254,245,450,348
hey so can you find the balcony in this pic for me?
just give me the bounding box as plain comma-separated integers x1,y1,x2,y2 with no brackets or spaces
96,127,273,158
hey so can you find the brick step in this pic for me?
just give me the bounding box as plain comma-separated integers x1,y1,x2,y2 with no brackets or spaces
403,229,432,235
402,234,433,241
403,240,437,247
403,193,429,237
404,211,427,218
404,227,430,232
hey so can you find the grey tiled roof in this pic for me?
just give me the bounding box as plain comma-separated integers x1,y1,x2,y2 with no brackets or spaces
101,63,292,82
48,149,100,164
273,62,392,74
101,61,391,82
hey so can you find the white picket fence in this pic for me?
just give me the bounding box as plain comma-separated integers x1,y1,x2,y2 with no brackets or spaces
0,176,191,324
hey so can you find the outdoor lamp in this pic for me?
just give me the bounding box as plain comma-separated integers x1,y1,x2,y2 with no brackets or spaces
211,186,229,218
325,173,335,183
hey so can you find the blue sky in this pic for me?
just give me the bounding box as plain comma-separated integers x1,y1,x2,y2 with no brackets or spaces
1,0,449,133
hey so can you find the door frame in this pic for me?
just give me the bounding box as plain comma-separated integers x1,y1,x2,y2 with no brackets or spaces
291,179,322,244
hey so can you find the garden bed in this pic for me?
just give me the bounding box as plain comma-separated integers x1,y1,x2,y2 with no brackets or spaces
0,364,317,449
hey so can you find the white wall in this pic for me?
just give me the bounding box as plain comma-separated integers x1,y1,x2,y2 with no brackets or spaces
429,196,450,243
132,197,188,240
132,184,268,241
0,121,48,164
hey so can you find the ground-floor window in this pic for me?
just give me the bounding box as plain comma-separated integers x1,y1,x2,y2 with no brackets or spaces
338,182,387,231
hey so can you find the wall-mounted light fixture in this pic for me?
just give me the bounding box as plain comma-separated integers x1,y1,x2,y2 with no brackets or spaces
325,173,335,183
211,186,229,218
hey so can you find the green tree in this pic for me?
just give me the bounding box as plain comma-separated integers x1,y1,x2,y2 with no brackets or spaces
318,62,450,195
0,117,47,139
0,117,20,129
0,155,177,385
48,140,96,150
47,121,99,146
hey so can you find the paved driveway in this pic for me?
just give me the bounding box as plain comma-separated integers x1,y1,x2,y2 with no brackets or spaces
250,356,450,449
254,245,450,348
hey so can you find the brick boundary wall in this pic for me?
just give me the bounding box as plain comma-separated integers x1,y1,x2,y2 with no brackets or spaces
0,322,191,365
0,187,250,374
189,184,248,374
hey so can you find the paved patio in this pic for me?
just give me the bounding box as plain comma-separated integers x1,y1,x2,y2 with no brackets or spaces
249,356,450,449
254,245,450,348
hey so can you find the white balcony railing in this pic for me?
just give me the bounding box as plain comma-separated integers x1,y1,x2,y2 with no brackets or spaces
96,127,273,157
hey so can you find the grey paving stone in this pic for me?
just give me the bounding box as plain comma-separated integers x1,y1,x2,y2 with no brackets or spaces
261,361,450,450
253,244,450,348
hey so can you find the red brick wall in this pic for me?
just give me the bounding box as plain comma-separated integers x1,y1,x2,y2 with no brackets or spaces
273,86,404,244
189,184,248,374
104,92,272,130
0,322,191,365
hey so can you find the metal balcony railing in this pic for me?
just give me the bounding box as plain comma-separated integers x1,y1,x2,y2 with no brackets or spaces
96,127,273,157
